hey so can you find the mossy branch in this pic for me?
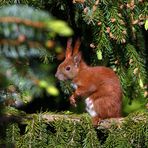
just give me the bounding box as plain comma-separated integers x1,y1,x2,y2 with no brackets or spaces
0,111,141,129
1,110,148,147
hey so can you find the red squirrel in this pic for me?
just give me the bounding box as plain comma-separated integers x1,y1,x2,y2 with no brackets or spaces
55,39,122,126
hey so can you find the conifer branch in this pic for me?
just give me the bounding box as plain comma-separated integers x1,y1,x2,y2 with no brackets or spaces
0,17,45,28
42,115,125,129
1,112,148,130
0,39,46,48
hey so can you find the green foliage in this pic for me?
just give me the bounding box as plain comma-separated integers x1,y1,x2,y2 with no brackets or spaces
5,123,20,147
1,109,148,147
60,80,74,95
46,20,73,36
145,20,148,30
19,115,48,147
103,112,148,148
0,107,101,147
0,4,73,105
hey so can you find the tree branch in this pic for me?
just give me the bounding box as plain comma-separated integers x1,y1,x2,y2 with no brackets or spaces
0,113,147,129
0,17,45,28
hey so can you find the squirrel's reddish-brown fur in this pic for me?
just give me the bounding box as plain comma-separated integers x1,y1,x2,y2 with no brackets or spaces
55,39,122,126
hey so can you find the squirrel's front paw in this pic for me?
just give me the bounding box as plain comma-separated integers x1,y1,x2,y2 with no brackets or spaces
69,95,77,107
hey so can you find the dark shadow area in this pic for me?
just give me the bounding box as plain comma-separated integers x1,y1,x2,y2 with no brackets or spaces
17,90,70,113
96,129,109,145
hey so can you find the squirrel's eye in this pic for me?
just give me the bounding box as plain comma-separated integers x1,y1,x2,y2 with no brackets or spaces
66,66,71,71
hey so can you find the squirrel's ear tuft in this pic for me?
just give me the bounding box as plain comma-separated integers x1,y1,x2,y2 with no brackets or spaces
73,38,81,56
73,52,82,67
66,38,72,58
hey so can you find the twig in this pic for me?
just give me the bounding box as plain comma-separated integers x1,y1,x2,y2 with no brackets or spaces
0,17,45,28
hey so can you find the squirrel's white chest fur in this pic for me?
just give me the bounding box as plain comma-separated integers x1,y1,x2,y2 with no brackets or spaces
85,98,97,117
71,83,97,117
